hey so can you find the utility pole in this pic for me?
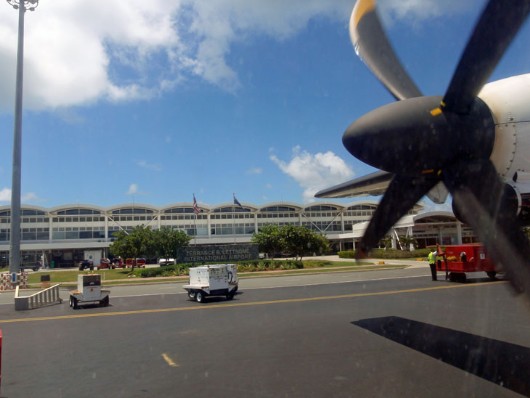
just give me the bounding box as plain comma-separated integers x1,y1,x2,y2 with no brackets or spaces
6,0,39,274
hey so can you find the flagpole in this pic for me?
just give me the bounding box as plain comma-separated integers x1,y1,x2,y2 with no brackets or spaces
194,213,197,245
232,193,245,244
192,194,201,245
233,193,237,244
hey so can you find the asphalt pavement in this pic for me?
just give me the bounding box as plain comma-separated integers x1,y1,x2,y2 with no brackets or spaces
0,265,528,397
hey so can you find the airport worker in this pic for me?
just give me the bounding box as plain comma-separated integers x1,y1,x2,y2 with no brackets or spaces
436,243,445,268
428,250,437,281
436,243,448,280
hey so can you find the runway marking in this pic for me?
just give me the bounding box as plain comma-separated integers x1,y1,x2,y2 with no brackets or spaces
0,281,502,324
161,353,179,368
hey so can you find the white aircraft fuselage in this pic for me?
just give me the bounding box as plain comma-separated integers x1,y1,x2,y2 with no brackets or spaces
481,73,530,218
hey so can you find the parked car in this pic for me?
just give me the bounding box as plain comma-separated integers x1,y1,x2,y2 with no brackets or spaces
98,258,113,270
125,258,146,268
21,261,42,272
158,258,175,266
79,260,94,271
111,257,124,268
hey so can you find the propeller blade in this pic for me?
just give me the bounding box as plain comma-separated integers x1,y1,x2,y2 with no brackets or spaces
350,0,422,100
356,174,439,257
445,160,530,296
443,0,530,113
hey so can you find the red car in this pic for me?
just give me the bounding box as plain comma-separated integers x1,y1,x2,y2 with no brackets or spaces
125,258,146,268
98,258,124,269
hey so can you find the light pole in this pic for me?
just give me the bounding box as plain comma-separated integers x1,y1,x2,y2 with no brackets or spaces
6,0,39,274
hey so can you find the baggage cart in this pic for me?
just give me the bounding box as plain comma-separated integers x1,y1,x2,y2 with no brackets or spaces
183,264,238,303
440,243,498,282
69,274,110,309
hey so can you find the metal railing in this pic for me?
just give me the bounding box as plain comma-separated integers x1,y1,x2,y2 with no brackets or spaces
14,284,62,311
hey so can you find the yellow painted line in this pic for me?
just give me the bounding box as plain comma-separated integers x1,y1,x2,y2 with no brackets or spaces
161,353,179,368
0,282,502,325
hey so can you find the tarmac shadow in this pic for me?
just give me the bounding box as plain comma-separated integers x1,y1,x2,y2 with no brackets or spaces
352,316,530,396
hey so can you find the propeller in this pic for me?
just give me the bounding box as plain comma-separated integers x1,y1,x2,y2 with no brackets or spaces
349,0,421,100
346,0,530,295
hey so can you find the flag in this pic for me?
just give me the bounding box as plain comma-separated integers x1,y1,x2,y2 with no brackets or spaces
193,194,201,215
233,193,243,208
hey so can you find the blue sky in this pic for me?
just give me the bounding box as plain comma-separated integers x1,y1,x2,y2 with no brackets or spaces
0,0,528,209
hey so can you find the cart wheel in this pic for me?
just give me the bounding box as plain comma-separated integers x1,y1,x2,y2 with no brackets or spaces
486,271,497,280
69,296,73,307
226,292,235,300
71,297,79,310
188,291,196,301
196,291,205,303
100,296,110,307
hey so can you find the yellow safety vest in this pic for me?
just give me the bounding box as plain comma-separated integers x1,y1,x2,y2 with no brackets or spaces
428,251,436,264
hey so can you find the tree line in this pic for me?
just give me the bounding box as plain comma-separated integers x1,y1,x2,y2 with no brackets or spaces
110,224,330,269
110,226,191,269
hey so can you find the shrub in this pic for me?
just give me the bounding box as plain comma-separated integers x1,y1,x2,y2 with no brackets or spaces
339,248,430,259
136,263,192,278
338,250,356,259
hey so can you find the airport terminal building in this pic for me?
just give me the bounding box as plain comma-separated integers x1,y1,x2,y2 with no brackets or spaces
0,201,475,268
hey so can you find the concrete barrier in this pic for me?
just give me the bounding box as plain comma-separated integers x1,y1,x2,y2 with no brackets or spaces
14,284,62,311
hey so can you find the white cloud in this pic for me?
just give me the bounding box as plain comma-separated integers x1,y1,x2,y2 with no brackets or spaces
378,0,480,24
0,0,354,111
0,0,476,111
0,189,41,204
137,160,162,172
0,188,11,202
246,167,263,175
22,192,40,203
126,183,139,195
270,146,354,202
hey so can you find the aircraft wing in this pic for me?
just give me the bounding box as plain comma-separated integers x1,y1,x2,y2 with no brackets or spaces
315,170,449,204
315,170,392,199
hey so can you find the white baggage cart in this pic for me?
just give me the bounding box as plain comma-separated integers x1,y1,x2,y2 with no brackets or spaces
183,264,238,303
69,274,110,309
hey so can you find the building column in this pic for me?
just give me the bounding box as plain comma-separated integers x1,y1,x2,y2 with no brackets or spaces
407,226,415,250
48,214,53,242
456,222,462,244
104,214,109,241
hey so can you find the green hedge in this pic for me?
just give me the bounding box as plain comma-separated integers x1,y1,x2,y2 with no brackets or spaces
339,248,430,259
133,253,423,279
134,260,305,278
135,263,191,278
237,259,303,272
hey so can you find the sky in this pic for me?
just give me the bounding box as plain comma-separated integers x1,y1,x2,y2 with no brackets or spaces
0,0,528,209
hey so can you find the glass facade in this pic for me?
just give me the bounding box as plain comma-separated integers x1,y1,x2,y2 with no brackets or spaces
0,201,432,250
